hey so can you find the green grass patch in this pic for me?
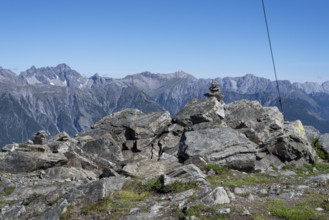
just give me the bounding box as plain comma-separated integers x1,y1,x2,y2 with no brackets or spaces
60,204,73,220
0,152,8,159
183,204,232,220
113,190,149,202
204,164,230,175
207,173,275,188
81,190,150,218
3,186,15,196
23,193,43,206
82,197,113,215
0,198,8,206
283,162,329,177
81,196,134,218
267,200,321,220
123,177,199,194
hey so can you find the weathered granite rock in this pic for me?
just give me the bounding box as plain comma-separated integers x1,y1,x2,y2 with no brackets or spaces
2,143,50,153
1,143,19,152
304,126,321,144
84,176,127,203
1,205,26,219
81,136,124,163
64,151,98,170
264,121,315,163
89,109,171,140
99,166,120,178
225,99,284,144
44,167,97,180
0,151,67,173
165,164,207,184
174,97,225,127
178,127,257,171
318,133,329,154
122,153,181,179
37,198,68,220
201,187,230,205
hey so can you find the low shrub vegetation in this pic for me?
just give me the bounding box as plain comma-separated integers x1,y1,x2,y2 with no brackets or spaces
123,177,199,194
182,204,233,220
207,173,275,188
267,200,322,220
203,163,230,175
60,204,73,220
23,193,43,206
312,138,329,161
3,186,15,196
112,190,149,202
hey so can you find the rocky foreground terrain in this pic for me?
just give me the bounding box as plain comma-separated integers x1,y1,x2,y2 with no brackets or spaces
1,95,329,220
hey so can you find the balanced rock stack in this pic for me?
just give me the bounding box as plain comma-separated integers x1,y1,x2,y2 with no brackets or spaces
204,80,223,101
32,130,48,144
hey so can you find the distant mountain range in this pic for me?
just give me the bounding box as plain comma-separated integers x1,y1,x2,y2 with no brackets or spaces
1,64,328,148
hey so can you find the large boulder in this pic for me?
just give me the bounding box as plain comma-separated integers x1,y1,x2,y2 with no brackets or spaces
81,135,124,163
78,109,172,163
0,151,67,173
225,100,284,144
174,97,225,127
84,177,127,203
178,127,257,171
121,153,181,179
88,109,171,140
262,120,316,163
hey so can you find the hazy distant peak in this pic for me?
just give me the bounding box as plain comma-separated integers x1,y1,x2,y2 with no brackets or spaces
172,70,196,79
55,63,72,71
0,67,24,85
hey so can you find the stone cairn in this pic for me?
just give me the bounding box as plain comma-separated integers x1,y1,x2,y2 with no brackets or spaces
204,80,223,101
32,130,48,145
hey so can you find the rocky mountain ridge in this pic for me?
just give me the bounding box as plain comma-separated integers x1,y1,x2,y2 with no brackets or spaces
1,64,329,148
1,94,329,219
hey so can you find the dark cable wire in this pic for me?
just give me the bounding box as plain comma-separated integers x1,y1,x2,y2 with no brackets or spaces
261,0,284,117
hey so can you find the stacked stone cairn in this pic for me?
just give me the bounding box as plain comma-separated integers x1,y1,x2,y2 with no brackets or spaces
204,80,223,101
32,130,48,144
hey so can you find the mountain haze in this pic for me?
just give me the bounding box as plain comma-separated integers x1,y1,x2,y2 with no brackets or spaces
0,64,328,148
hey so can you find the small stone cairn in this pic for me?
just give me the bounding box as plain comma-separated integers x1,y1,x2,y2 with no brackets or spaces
32,130,48,145
204,80,223,101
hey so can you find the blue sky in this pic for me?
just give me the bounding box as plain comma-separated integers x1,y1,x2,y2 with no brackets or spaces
0,0,328,83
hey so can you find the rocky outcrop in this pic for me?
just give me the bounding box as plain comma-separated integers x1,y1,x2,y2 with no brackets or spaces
174,97,225,127
0,94,327,220
225,100,316,170
225,99,284,145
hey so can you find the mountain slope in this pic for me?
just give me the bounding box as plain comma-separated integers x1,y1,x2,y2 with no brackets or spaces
0,64,328,148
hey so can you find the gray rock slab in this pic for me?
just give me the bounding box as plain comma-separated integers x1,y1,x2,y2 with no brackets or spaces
0,151,67,173
174,97,225,127
179,127,257,171
318,133,329,154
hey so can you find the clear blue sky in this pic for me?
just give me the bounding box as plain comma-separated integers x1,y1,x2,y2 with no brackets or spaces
0,0,328,83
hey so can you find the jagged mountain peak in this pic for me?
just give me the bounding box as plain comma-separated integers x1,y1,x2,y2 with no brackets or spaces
19,64,87,87
55,63,72,71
